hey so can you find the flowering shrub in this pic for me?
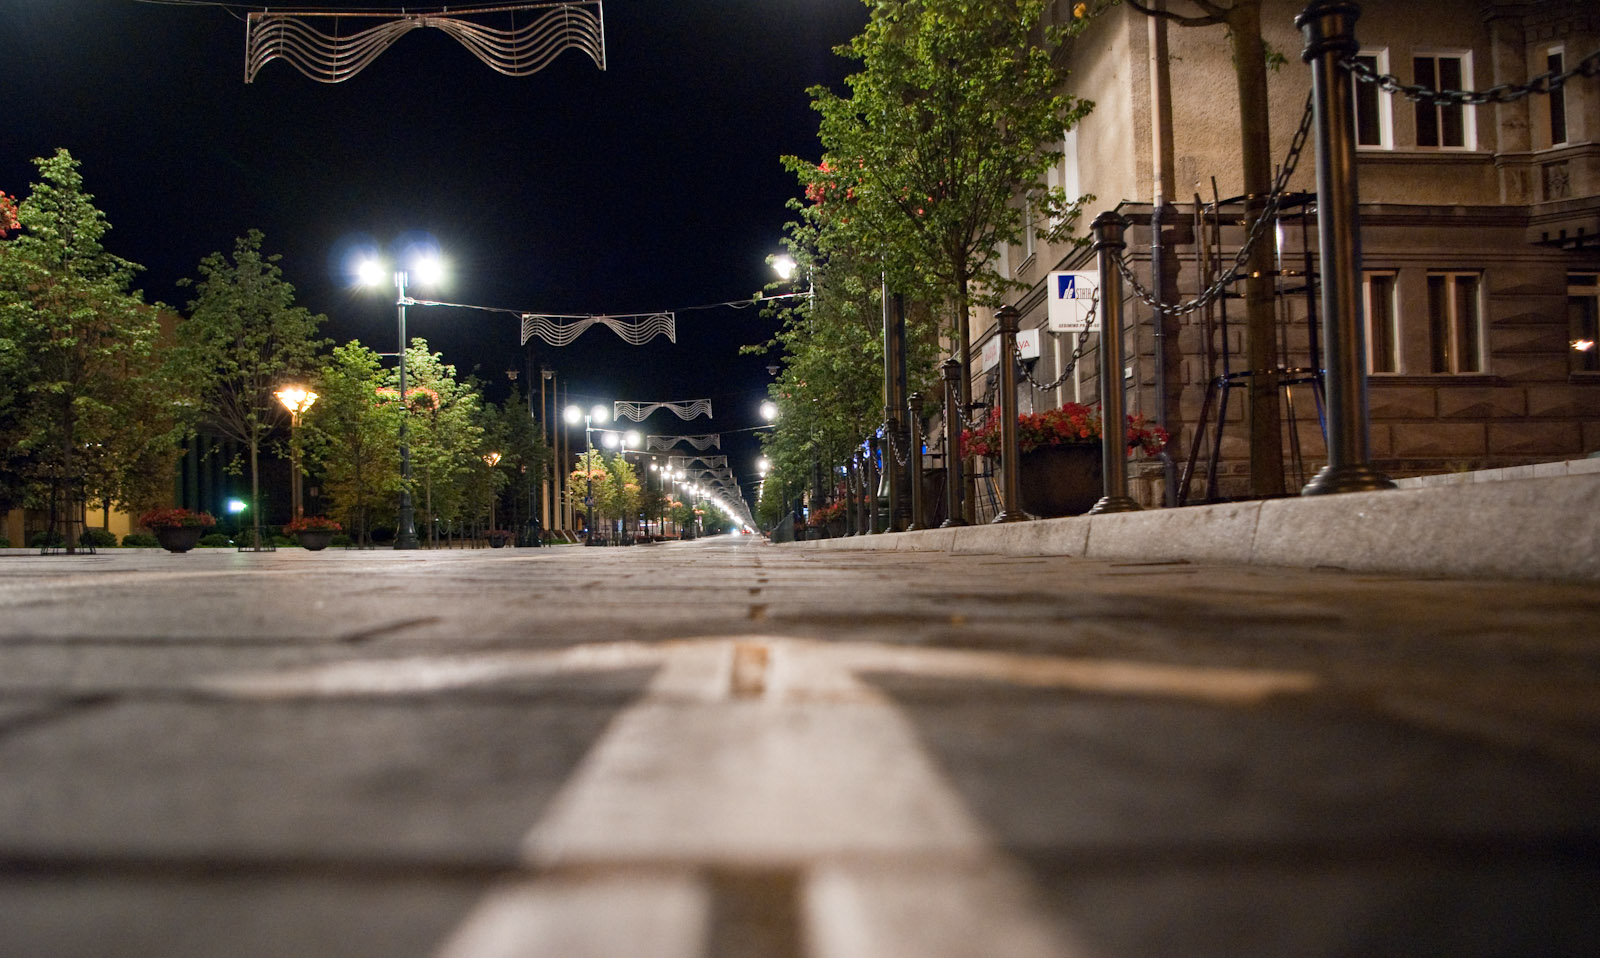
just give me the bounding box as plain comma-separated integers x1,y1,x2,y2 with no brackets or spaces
961,402,1168,459
807,500,848,528
0,191,19,237
283,515,342,534
138,508,217,530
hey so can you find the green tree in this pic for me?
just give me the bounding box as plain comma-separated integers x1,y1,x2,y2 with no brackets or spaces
175,230,327,541
0,149,185,547
479,388,550,539
302,342,399,544
392,342,484,546
568,449,609,536
792,0,1093,408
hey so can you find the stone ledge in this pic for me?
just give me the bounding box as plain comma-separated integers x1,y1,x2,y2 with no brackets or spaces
787,472,1600,582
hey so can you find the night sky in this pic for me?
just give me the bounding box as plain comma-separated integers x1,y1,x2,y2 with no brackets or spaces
2,0,868,486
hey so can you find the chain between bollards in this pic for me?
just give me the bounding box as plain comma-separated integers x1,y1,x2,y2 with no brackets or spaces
1086,212,1142,515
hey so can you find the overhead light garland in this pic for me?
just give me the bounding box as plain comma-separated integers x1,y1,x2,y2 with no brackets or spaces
646,434,720,451
244,2,606,84
520,312,675,347
613,399,713,422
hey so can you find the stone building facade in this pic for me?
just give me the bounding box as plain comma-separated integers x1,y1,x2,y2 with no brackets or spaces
973,0,1600,503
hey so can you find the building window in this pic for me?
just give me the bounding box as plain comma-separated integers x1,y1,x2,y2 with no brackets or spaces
1570,273,1599,373
1413,53,1474,149
1352,49,1392,149
1547,49,1568,146
1427,272,1484,373
1364,271,1400,372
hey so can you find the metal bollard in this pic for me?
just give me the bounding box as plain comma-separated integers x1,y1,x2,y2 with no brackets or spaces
843,455,857,537
991,305,1032,523
867,434,883,534
939,358,969,527
907,392,927,531
1297,1,1394,496
1086,212,1142,515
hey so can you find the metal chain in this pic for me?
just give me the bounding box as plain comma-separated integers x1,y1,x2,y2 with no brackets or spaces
1112,91,1314,318
1017,321,1094,392
882,421,911,467
1342,47,1600,107
943,376,991,432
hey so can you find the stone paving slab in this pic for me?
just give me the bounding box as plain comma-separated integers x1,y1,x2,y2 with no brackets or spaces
1,540,1598,957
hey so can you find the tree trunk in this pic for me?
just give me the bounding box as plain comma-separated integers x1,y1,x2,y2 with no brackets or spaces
955,270,976,523
1227,1,1286,497
249,440,263,545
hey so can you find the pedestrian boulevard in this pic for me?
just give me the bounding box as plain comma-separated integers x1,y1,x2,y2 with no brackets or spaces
2,539,1597,957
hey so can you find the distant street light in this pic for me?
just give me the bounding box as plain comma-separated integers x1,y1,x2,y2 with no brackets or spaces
274,386,318,520
564,403,609,546
359,245,446,549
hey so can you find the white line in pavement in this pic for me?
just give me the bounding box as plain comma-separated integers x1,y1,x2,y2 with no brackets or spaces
199,639,1316,957
201,638,1316,706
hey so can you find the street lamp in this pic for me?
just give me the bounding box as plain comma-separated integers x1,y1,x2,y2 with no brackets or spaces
564,403,609,546
359,248,445,550
760,400,779,423
483,451,502,534
274,386,318,520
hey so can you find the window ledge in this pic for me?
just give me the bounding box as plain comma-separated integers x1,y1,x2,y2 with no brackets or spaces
1370,374,1502,386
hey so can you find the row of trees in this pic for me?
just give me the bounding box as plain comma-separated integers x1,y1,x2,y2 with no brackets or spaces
1,149,548,547
755,0,1292,524
754,0,1094,523
566,450,728,540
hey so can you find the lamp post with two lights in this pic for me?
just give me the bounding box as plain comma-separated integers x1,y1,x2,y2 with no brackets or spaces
358,249,444,550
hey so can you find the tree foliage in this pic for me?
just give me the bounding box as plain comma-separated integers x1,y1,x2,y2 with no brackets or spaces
303,342,399,544
391,342,484,544
0,149,186,542
174,230,328,534
790,0,1093,392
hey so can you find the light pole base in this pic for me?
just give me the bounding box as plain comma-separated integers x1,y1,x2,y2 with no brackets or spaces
1301,464,1397,496
1086,496,1142,516
939,517,971,528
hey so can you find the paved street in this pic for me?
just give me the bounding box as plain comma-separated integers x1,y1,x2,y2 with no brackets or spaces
2,537,1598,957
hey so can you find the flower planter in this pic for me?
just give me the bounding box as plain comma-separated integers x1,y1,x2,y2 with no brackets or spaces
1015,444,1103,518
297,530,335,551
153,526,204,553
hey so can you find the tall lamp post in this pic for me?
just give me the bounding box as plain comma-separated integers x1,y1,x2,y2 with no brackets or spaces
360,251,443,550
564,403,609,546
274,386,318,520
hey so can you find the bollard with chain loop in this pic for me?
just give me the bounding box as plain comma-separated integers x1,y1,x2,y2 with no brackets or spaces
991,305,1032,524
1297,1,1394,496
842,454,857,537
939,358,969,527
867,434,883,534
907,392,927,531
1087,213,1142,515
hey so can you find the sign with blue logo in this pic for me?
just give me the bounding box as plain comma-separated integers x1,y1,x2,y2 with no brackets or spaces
1047,271,1099,332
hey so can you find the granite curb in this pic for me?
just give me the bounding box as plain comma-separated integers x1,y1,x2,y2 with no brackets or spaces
785,472,1600,582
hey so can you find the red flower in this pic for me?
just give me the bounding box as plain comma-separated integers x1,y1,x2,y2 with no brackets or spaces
959,403,1167,459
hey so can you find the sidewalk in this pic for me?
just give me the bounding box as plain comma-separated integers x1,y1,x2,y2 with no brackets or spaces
790,470,1600,582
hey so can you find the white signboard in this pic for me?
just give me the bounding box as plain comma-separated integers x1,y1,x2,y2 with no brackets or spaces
978,327,1043,373
1047,271,1100,332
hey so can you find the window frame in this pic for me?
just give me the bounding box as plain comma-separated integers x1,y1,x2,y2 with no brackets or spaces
1546,47,1568,147
1363,270,1401,373
1412,50,1477,151
1426,270,1486,374
1352,48,1394,150
1568,273,1599,374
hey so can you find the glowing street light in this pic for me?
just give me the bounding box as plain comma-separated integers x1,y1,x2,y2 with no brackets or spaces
564,403,609,546
359,246,446,549
760,400,779,423
274,386,318,520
